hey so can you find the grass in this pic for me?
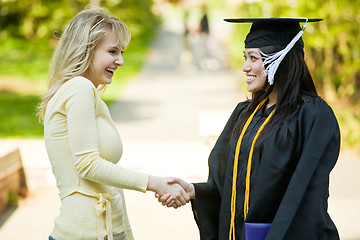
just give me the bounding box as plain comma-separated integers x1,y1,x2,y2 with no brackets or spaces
0,25,157,138
0,38,49,138
0,91,43,138
0,38,51,82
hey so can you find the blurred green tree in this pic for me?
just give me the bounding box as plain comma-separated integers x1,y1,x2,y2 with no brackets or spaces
0,0,159,42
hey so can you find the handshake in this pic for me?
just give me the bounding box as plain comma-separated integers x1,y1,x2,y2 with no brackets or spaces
147,176,195,209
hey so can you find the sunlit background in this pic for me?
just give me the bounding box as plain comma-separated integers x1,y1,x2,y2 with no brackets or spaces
1,0,359,150
0,0,359,239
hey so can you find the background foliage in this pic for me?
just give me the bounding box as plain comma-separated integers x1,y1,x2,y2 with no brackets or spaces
0,0,359,151
227,0,360,151
0,0,160,138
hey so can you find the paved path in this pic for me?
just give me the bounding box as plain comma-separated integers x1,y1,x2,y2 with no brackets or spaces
0,15,360,240
109,19,243,240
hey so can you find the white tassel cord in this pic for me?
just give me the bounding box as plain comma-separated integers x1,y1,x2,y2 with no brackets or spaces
260,18,308,85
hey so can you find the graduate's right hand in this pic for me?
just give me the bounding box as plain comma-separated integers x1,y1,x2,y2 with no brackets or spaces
167,177,195,199
156,177,195,208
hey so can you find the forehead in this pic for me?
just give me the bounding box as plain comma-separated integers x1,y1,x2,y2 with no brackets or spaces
244,48,261,55
99,30,121,48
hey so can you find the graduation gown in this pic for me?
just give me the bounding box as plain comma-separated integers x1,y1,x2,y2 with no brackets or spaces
192,96,340,240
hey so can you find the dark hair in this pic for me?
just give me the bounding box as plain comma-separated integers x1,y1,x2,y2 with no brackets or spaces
232,46,319,147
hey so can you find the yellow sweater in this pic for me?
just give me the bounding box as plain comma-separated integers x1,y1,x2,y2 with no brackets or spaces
44,76,148,240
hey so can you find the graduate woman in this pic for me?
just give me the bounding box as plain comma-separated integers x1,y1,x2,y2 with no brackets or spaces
37,7,189,240
160,18,341,240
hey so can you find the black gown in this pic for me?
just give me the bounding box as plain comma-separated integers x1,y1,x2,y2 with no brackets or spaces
192,96,340,240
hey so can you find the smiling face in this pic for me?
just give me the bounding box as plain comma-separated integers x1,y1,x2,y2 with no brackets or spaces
242,48,267,92
85,30,124,88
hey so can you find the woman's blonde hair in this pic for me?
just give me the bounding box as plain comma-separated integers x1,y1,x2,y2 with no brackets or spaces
37,6,131,121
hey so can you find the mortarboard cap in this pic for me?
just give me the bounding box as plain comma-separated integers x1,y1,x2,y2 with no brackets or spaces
223,18,322,85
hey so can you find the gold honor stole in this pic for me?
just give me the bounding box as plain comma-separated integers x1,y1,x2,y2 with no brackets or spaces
229,98,275,240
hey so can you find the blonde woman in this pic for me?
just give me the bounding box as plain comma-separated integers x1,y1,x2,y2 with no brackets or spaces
38,7,188,240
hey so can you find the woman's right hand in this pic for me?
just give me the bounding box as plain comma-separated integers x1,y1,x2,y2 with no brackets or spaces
156,177,195,208
147,175,190,208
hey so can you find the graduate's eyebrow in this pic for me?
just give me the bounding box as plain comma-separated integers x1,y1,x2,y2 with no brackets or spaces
243,50,261,56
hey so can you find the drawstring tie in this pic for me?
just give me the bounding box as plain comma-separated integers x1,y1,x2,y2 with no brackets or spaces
95,192,113,240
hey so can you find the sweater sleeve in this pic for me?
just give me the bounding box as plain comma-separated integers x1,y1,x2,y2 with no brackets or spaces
65,78,148,193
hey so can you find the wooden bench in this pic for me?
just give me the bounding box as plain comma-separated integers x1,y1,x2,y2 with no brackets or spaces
0,149,27,213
